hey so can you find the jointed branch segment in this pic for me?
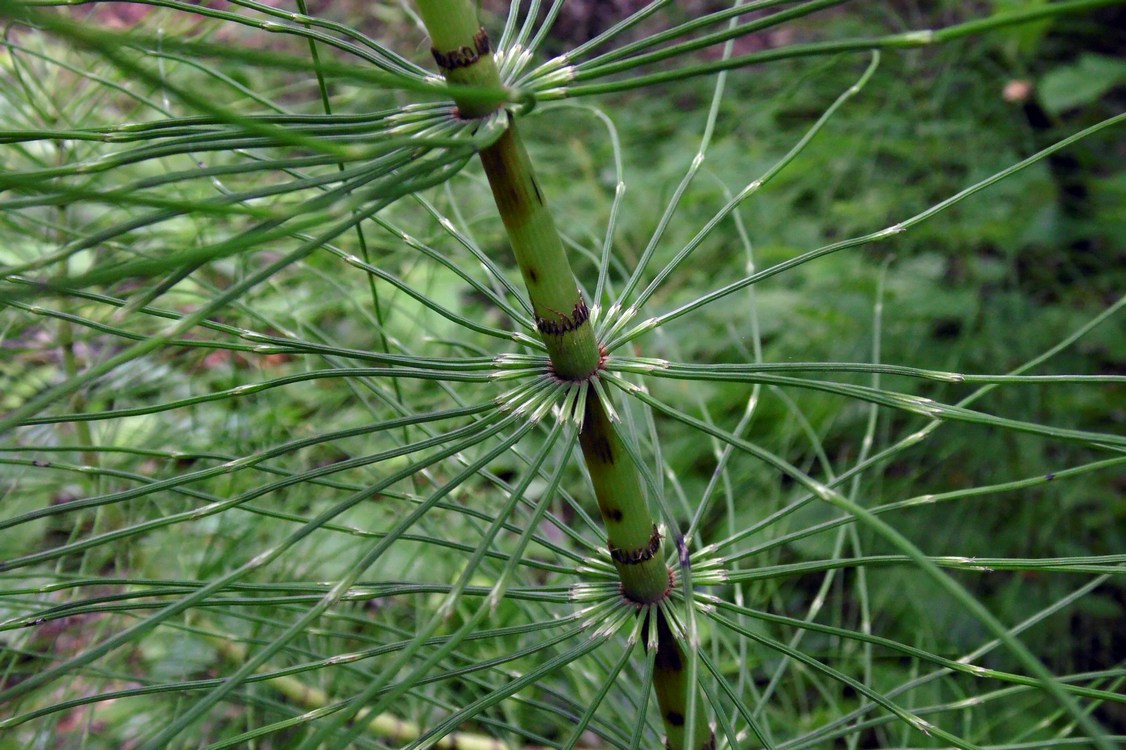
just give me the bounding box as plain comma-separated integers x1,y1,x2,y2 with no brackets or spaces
579,391,670,603
431,26,491,70
415,3,709,747
649,607,715,750
609,523,662,565
535,295,590,336
476,120,602,379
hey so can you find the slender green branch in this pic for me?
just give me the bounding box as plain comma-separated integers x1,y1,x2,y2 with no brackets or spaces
207,633,509,750
575,0,846,80
555,0,1126,98
609,114,1126,349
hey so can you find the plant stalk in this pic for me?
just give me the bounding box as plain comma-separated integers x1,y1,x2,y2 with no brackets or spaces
415,1,599,379
578,389,671,602
649,607,713,750
415,3,711,746
414,1,669,591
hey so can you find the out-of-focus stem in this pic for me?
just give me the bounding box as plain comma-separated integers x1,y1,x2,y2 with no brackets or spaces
208,630,507,750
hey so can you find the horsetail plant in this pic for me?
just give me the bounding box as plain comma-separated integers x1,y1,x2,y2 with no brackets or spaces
1,1,1125,749
417,4,705,745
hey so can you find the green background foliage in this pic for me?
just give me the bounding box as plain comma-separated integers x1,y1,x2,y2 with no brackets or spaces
1,1,1123,748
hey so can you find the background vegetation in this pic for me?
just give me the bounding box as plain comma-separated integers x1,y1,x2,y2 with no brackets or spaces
0,1,1123,748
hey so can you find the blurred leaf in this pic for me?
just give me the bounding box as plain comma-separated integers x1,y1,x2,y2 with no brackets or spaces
1039,54,1126,114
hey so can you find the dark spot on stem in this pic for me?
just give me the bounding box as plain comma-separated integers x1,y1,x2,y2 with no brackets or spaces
1045,472,1055,481
32,460,50,468
607,508,623,522
666,711,685,726
527,267,538,283
589,435,614,464
652,608,683,672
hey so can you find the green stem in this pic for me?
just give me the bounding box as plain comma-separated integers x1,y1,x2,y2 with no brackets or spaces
578,390,671,603
415,3,711,747
417,0,667,601
649,607,714,750
477,120,602,378
414,2,505,119
414,1,599,380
